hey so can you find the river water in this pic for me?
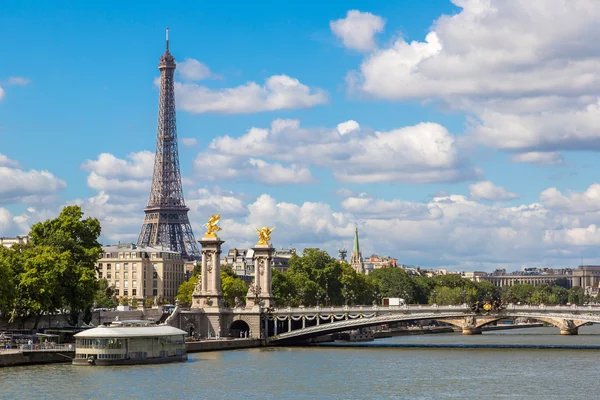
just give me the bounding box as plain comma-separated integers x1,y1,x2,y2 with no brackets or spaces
2,326,600,399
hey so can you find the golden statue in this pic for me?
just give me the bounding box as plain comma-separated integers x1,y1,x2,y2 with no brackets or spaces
203,214,222,238
256,226,275,246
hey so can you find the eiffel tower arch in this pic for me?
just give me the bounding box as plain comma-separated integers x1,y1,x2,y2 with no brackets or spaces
137,29,200,259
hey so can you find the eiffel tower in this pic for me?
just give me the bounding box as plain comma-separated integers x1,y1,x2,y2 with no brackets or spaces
137,29,200,259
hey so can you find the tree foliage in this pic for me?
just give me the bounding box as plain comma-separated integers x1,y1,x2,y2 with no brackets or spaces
0,206,102,324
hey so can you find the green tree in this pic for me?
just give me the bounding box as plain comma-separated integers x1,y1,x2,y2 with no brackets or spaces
549,285,569,305
0,247,16,316
176,274,199,306
369,268,417,302
568,286,585,305
94,278,115,308
501,284,534,304
530,283,552,304
29,205,102,324
220,266,247,307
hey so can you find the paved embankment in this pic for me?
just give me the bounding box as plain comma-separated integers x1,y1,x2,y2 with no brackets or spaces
0,350,75,367
186,338,263,353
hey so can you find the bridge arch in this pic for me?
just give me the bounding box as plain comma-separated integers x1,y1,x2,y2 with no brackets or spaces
230,319,251,338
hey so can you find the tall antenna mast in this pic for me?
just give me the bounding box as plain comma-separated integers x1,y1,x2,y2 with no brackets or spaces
166,27,169,50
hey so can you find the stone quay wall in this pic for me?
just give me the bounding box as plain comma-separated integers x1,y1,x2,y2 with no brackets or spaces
0,350,75,368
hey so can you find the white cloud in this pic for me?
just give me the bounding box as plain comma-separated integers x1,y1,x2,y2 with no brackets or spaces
540,184,600,213
202,119,478,184
336,120,360,135
175,75,328,114
181,138,198,147
330,10,385,52
346,1,600,156
193,153,314,185
0,153,20,167
0,166,66,204
510,152,565,166
81,151,154,179
0,76,30,102
6,76,30,86
86,172,150,196
177,58,214,81
469,181,519,201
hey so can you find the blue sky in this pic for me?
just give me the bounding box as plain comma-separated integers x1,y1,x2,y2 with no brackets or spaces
2,0,600,271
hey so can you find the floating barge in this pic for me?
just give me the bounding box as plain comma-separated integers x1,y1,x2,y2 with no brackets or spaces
72,320,187,366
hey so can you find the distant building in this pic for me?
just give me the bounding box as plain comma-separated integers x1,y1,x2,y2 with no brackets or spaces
572,265,600,289
96,243,186,304
462,267,575,288
350,227,364,274
0,235,29,248
223,247,296,284
366,254,398,270
272,247,296,273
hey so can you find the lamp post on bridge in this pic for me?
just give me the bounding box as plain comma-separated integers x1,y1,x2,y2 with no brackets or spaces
343,285,349,306
325,282,330,307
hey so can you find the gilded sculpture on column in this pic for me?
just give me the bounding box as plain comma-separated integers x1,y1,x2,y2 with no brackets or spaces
203,214,222,238
256,226,275,246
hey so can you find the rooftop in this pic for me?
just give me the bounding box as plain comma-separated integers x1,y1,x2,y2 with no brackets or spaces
74,323,186,338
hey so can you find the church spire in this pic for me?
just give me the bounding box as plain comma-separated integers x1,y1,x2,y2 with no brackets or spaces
353,226,360,253
350,226,364,274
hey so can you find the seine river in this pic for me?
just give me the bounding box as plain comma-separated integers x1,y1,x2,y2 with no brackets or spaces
2,326,600,399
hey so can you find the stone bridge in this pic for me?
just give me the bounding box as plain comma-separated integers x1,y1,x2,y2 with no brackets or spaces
267,304,600,343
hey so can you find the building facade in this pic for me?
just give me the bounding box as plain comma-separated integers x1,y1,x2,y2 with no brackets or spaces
96,243,185,304
223,247,296,284
0,235,29,248
572,265,600,289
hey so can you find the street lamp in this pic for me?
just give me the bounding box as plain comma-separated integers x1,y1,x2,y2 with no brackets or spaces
343,285,349,306
325,282,330,307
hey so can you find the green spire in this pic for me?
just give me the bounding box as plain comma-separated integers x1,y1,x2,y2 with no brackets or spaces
353,226,360,253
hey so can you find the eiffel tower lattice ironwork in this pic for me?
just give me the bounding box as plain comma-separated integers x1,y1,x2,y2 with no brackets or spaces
137,29,200,259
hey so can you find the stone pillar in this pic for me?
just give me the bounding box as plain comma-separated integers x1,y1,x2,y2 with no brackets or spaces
462,327,482,335
246,244,275,309
192,237,224,310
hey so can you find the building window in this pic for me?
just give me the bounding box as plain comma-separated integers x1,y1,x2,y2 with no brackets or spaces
107,272,112,279
98,271,103,279
132,263,137,271
99,263,103,268
124,280,128,289
115,280,120,288
153,280,157,288
153,271,158,279
115,289,119,296
132,280,137,288
151,253,156,259
116,263,121,271
124,289,128,296
132,289,137,296
132,272,137,279
125,252,130,259
153,289,158,296
107,264,111,270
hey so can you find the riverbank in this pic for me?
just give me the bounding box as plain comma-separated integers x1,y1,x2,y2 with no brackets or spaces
186,338,263,353
0,338,264,368
0,349,75,368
